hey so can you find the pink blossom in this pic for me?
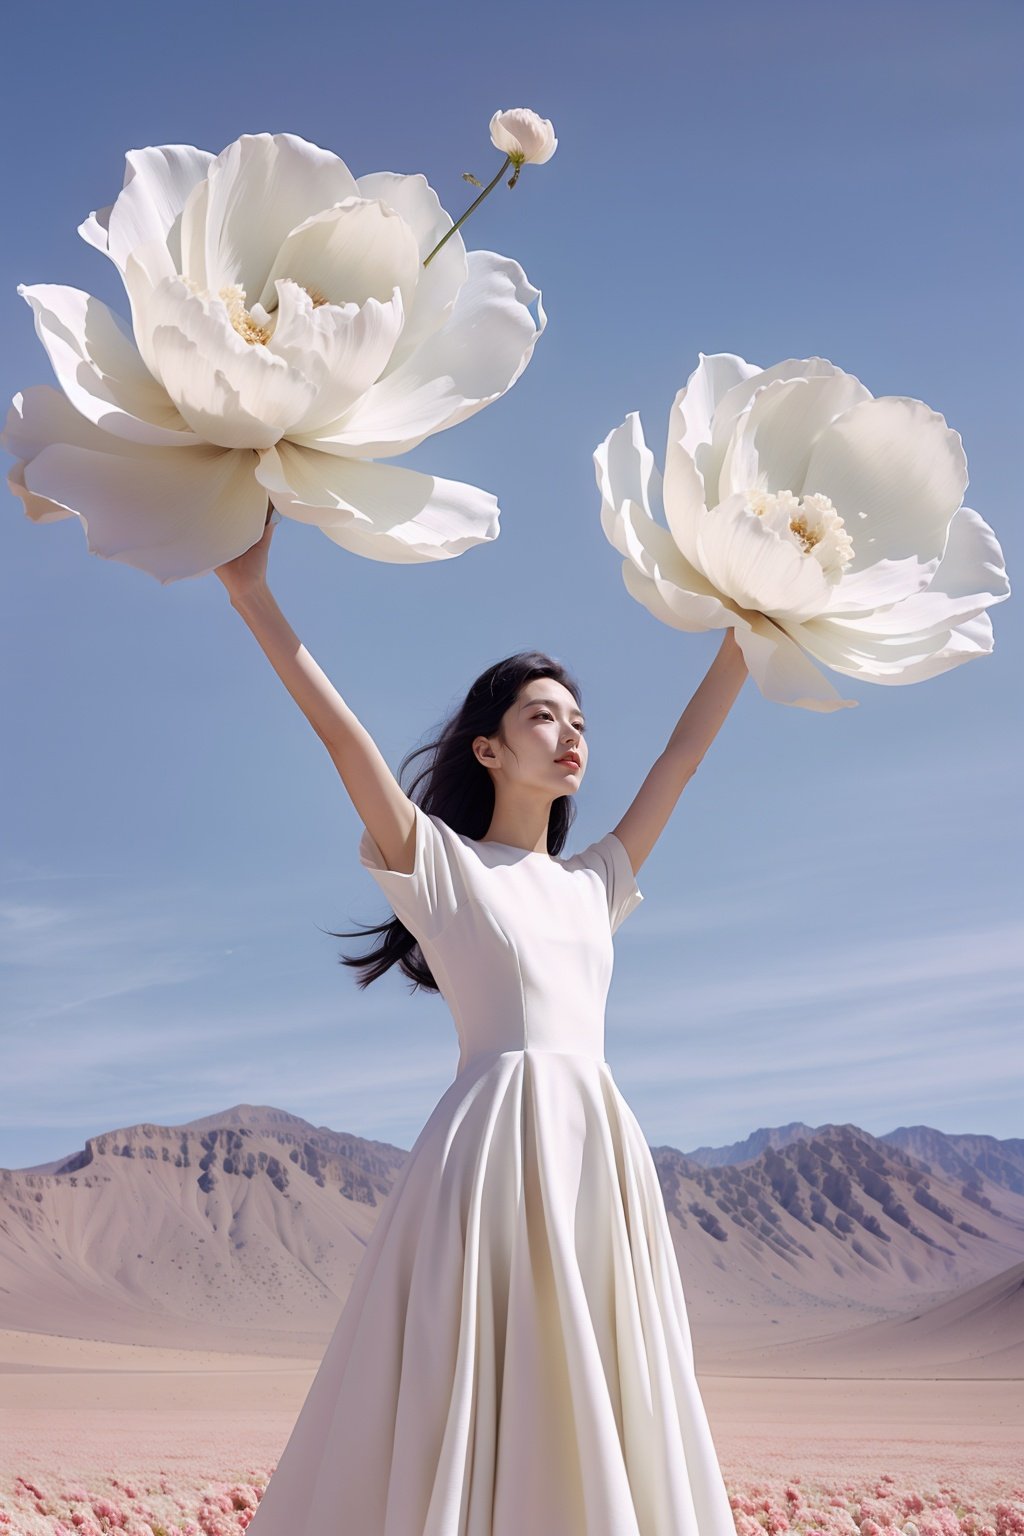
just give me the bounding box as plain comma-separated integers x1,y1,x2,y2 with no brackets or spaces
1,1465,1019,1536
996,1507,1024,1536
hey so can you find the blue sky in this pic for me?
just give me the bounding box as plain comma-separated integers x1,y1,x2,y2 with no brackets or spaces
1,0,1020,1169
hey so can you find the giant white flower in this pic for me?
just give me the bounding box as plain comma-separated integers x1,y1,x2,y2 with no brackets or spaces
595,353,1009,711
4,132,546,582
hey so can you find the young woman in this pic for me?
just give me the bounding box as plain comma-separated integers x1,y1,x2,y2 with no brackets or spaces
219,510,749,1536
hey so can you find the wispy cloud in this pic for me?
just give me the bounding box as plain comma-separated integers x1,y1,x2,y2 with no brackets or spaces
0,889,224,1029
607,911,1023,1146
622,917,1023,1028
0,863,457,1157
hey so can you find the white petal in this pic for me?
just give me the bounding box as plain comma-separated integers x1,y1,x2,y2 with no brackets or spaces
356,172,468,368
101,145,214,273
4,384,150,459
256,442,499,562
820,554,943,616
118,239,179,378
594,415,722,602
659,354,766,563
78,202,113,254
8,456,73,524
137,269,316,448
19,283,195,445
594,414,662,570
618,485,694,585
666,352,760,504
718,371,872,500
704,356,846,508
649,566,738,630
22,438,265,583
662,403,707,568
268,282,403,433
794,508,1008,684
731,611,857,711
695,493,833,620
621,559,733,632
620,561,682,627
356,171,461,265
932,504,1009,605
5,389,80,523
299,251,544,458
803,395,967,570
176,176,210,287
821,506,1009,640
792,603,996,683
257,197,419,317
183,133,359,298
4,385,157,524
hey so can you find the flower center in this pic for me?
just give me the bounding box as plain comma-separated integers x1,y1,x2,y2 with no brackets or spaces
187,282,334,347
748,488,854,582
220,286,272,346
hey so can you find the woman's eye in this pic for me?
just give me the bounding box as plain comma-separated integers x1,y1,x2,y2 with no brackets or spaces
535,711,585,733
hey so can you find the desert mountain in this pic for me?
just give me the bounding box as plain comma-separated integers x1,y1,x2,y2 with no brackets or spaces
0,1106,407,1356
681,1122,819,1168
653,1122,1024,1369
881,1125,1024,1196
682,1120,1024,1196
2,1106,1022,1372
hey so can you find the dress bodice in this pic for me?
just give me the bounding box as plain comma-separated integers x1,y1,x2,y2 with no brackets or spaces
359,805,644,1074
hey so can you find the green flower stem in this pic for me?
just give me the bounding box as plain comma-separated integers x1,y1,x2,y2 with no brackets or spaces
423,155,514,268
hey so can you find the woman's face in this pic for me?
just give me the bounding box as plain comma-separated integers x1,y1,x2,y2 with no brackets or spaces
475,678,588,792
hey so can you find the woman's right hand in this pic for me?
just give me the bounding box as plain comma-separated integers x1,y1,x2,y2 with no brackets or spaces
214,502,278,602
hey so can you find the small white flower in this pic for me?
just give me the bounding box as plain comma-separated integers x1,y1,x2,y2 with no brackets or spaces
489,109,557,166
595,353,1010,711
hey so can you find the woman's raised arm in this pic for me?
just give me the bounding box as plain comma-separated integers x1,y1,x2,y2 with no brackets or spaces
215,513,417,876
611,628,749,876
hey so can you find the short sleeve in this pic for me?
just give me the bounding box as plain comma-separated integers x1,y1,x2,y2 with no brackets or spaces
575,831,644,934
358,803,460,944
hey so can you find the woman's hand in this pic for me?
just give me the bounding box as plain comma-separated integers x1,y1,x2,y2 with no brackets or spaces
214,502,277,602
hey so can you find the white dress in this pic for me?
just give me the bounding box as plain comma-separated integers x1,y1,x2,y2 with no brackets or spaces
247,805,735,1536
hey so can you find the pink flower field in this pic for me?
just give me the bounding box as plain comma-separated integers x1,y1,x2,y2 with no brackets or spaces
1,1466,1021,1536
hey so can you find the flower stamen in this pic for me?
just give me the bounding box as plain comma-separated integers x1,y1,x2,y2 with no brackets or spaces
788,514,823,554
749,488,854,581
219,285,271,346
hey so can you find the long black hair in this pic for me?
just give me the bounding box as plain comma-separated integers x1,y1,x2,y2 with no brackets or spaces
331,650,583,994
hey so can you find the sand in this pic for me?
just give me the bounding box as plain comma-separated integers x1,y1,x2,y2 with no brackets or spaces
1,1328,1020,1493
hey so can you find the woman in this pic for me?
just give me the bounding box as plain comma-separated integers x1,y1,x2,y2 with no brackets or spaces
218,509,749,1536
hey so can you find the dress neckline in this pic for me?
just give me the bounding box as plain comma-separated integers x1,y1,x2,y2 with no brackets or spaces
461,835,556,862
